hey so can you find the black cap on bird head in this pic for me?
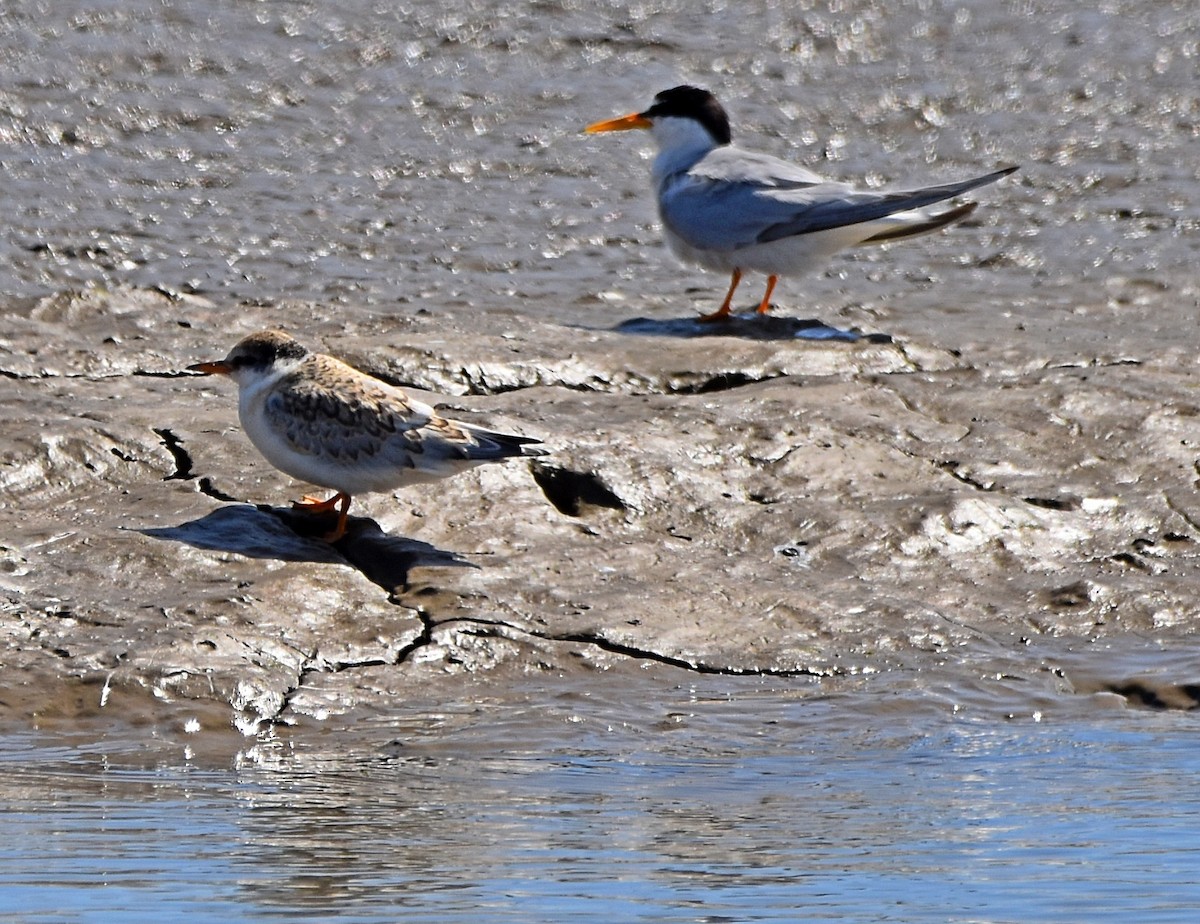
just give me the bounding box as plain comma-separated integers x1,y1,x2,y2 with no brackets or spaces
642,86,732,146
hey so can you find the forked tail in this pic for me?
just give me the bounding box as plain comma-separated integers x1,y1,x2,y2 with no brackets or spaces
861,201,979,244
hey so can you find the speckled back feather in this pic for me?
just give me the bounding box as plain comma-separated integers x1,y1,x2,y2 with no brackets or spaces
263,353,541,473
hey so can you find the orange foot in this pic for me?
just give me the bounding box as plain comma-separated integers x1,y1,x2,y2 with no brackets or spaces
698,268,742,323
292,491,352,542
697,304,733,323
755,274,779,316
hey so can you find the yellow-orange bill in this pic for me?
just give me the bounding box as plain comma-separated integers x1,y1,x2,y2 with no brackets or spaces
187,361,231,375
584,112,652,133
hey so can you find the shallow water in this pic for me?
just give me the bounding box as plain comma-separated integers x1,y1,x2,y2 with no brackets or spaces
5,0,1200,919
3,677,1199,922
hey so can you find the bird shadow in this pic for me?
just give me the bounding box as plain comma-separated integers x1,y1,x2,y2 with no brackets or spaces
139,503,475,593
612,312,892,343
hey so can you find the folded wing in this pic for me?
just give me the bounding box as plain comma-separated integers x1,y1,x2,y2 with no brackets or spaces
264,357,543,476
660,153,1017,252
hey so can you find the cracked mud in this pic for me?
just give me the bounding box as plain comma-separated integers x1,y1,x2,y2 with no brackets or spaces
4,0,1200,753
4,280,1200,755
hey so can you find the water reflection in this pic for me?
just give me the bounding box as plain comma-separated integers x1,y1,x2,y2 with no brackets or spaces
2,683,1199,922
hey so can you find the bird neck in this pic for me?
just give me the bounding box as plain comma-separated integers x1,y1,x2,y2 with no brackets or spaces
649,116,721,183
233,356,300,396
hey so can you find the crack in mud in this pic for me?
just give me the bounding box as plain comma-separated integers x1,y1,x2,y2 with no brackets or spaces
263,605,828,725
133,369,203,379
390,609,436,665
109,446,140,464
668,371,787,395
200,477,242,503
268,607,437,726
934,459,996,492
153,428,194,481
1023,495,1080,511
267,648,319,727
0,367,66,381
1164,495,1200,538
455,368,791,397
271,652,392,727
383,365,794,399
450,617,830,677
528,627,827,677
892,341,928,373
152,427,242,502
1043,357,1143,371
458,370,606,397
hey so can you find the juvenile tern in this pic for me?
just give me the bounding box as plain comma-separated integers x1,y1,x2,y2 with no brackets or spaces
188,330,545,542
586,85,1018,321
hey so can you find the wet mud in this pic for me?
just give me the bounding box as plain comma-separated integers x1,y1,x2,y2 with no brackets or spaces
2,0,1200,758
4,281,1200,757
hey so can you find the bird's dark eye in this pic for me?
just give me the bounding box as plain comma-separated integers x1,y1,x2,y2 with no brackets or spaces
233,345,274,369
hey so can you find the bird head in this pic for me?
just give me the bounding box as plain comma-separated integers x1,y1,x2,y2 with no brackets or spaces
585,85,732,150
188,329,309,386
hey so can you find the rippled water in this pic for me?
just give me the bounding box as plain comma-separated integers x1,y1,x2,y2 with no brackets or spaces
4,0,1200,919
3,679,1199,922
3,0,1196,338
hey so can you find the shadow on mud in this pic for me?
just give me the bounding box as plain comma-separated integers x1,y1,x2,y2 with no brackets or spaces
140,504,474,593
613,313,892,343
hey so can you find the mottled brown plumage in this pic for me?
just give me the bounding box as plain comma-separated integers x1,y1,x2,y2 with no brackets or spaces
188,330,545,541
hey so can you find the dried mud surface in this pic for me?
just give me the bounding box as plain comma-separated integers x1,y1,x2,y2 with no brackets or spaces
3,0,1200,759
4,283,1200,756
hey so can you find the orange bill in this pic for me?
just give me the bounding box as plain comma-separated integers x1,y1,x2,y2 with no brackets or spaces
187,360,231,375
584,112,652,133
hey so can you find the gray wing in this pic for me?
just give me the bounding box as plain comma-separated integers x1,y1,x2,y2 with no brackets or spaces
661,150,1016,251
688,146,829,187
754,167,1019,244
402,416,544,474
659,146,839,251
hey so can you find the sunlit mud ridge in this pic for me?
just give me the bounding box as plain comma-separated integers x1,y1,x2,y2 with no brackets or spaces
3,286,1200,745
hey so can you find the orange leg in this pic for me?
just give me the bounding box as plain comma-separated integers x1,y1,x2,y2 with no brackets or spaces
698,268,742,323
755,275,779,315
292,491,352,542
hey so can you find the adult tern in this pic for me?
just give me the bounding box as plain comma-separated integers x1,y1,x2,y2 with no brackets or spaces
586,85,1018,321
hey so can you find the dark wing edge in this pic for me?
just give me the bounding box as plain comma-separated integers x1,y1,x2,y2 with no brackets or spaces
859,201,978,244
458,424,547,461
757,165,1019,245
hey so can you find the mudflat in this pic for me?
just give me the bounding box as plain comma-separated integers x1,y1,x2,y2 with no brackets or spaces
2,0,1199,757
